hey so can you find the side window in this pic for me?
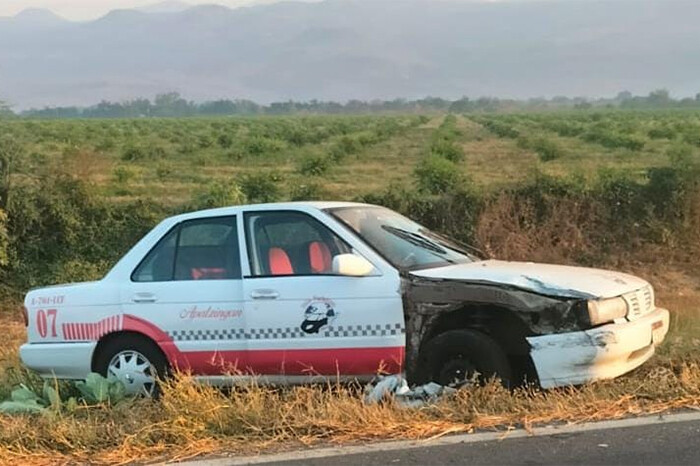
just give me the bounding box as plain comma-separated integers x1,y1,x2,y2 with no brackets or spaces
132,216,241,282
245,211,352,277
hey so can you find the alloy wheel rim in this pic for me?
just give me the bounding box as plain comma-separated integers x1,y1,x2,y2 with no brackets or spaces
107,350,157,396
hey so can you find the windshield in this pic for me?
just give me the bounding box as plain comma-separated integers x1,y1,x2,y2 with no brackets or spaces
329,206,479,270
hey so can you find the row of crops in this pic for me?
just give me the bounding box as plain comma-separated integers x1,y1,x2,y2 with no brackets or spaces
471,111,700,156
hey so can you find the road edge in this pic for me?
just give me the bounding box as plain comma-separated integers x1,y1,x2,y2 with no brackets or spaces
176,410,700,465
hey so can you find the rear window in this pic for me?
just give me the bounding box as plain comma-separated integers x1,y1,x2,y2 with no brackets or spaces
132,216,241,282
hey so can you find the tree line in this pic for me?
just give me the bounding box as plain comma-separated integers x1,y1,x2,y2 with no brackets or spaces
2,89,700,119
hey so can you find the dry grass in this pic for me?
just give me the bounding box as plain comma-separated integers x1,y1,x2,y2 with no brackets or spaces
1,358,699,465
1,294,700,466
475,194,602,263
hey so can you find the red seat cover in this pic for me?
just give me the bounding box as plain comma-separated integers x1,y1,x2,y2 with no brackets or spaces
309,242,332,273
191,268,227,280
269,247,294,275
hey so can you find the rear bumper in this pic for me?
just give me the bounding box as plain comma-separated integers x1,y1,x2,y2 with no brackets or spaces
19,342,96,380
527,307,670,389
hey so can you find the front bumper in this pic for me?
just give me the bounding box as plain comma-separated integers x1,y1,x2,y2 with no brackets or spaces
527,307,670,389
19,341,96,380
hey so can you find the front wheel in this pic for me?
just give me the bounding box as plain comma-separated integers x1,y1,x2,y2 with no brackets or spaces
421,329,512,387
94,335,168,397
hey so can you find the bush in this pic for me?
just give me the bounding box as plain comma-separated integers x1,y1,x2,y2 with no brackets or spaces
682,130,700,147
413,155,463,194
648,126,676,140
121,144,168,161
217,133,234,149
112,165,136,184
290,182,325,201
242,136,286,156
4,174,162,292
582,129,645,151
298,153,331,176
482,120,520,139
430,139,464,163
192,180,246,209
121,145,147,161
0,209,8,266
329,136,362,159
238,171,282,203
531,137,564,162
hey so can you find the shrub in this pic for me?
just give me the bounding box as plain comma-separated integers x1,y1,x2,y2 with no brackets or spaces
217,133,234,149
238,171,282,203
242,136,286,156
648,126,676,140
298,153,331,176
682,130,700,147
332,136,362,158
482,120,520,139
112,165,136,184
4,174,162,292
667,143,694,169
290,182,325,201
0,209,8,266
192,180,246,209
155,163,173,181
533,138,564,162
430,139,464,163
582,129,645,151
121,144,168,161
413,155,463,194
121,145,147,161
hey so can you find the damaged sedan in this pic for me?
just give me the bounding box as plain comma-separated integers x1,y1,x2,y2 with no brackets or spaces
20,202,669,394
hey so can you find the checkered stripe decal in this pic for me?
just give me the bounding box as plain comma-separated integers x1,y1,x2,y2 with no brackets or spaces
167,323,405,341
323,323,404,338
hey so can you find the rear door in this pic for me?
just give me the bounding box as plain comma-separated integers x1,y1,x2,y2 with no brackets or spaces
240,208,405,382
121,215,246,375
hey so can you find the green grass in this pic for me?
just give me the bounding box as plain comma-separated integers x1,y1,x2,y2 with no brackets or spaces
3,110,698,208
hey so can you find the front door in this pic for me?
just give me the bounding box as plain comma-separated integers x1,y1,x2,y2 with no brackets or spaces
241,209,404,381
121,215,246,375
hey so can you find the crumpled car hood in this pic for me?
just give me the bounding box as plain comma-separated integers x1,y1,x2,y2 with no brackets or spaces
410,260,649,299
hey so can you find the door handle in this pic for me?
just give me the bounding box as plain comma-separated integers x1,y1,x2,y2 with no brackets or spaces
251,289,280,300
132,292,157,303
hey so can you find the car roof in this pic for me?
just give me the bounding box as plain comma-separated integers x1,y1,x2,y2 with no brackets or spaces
167,201,374,223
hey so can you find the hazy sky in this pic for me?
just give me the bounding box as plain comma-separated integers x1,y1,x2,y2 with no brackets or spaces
0,0,525,21
0,0,322,20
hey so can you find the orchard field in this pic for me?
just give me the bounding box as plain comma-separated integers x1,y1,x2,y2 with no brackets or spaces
1,110,700,463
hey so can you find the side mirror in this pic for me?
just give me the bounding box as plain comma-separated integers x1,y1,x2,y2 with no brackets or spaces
332,254,375,277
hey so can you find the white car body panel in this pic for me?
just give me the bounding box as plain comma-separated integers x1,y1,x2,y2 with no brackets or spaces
528,307,670,388
411,260,650,299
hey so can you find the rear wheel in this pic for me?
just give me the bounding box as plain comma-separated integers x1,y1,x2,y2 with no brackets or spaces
94,335,168,397
422,329,512,387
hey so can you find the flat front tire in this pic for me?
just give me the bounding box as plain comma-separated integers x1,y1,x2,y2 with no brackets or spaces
422,329,512,387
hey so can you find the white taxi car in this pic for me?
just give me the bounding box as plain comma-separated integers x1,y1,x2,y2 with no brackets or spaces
20,202,669,395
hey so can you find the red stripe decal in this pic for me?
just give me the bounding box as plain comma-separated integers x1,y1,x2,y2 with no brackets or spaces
170,346,404,376
119,314,404,377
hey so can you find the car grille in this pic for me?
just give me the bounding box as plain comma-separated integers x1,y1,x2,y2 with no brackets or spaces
623,285,655,321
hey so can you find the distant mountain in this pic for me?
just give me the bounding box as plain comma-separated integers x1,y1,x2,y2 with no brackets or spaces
1,0,699,109
12,8,67,23
137,1,192,14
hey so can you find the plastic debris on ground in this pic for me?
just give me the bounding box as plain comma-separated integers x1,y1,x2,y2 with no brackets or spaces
364,375,457,408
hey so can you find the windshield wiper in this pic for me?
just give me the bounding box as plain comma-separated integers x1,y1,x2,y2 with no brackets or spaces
420,229,485,260
381,225,450,256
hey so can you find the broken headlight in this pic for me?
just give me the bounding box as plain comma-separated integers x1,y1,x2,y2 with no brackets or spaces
586,297,628,326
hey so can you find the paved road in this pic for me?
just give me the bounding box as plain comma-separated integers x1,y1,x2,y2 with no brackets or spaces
184,412,700,466
266,417,700,466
